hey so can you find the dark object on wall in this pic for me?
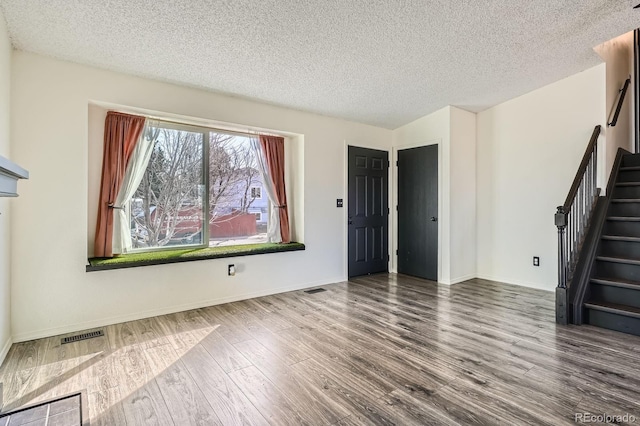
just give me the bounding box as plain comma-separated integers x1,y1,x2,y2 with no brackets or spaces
607,77,630,127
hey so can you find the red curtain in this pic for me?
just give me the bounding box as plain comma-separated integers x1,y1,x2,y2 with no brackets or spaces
259,135,291,243
94,112,145,257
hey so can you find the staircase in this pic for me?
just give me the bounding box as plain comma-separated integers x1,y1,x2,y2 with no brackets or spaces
585,153,640,336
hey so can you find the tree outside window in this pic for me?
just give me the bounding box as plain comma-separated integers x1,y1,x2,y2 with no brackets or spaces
130,123,268,251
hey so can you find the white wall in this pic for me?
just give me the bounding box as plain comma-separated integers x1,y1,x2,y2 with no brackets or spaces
391,106,477,285
595,31,634,178
3,44,615,340
476,64,606,291
449,107,477,283
10,52,392,341
0,10,12,363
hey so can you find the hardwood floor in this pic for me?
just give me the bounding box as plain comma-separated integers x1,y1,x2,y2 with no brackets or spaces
1,274,640,425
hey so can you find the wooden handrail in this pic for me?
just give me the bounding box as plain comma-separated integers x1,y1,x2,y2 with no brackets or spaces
563,125,601,210
556,125,601,298
608,78,630,127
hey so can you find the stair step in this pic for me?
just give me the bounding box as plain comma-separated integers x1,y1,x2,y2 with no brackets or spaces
611,198,640,203
591,277,640,290
601,235,640,242
620,166,640,171
616,182,640,187
584,302,640,320
606,216,640,222
596,256,640,265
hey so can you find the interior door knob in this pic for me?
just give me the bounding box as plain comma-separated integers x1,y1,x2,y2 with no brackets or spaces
430,217,438,222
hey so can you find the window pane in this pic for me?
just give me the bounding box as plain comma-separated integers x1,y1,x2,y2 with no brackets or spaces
131,126,204,249
208,132,268,246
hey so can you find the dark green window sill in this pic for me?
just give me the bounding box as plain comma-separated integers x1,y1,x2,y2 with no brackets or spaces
87,242,305,272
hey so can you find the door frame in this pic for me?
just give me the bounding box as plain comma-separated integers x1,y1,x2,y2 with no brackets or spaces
343,142,392,279
392,139,443,282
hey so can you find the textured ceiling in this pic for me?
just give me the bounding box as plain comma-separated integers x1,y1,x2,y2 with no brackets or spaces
0,1,638,129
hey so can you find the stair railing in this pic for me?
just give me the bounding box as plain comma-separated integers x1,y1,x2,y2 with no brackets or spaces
608,77,630,127
556,125,602,293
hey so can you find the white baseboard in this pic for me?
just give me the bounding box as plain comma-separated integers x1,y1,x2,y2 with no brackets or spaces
12,276,346,343
0,336,12,366
389,273,472,286
475,273,554,293
447,274,476,285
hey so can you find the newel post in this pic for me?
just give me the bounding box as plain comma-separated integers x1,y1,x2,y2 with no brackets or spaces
555,206,568,325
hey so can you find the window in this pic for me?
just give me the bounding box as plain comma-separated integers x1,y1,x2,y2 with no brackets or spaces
250,186,262,199
129,121,269,251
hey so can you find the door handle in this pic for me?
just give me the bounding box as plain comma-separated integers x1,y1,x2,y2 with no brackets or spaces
430,217,438,222
348,216,353,225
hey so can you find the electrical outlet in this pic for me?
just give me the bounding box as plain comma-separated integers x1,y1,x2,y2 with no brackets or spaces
228,264,236,276
533,256,540,267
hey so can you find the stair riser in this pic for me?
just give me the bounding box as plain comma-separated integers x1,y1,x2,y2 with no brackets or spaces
586,308,640,336
616,170,640,182
603,220,640,237
583,154,640,336
590,283,640,309
607,202,640,217
594,260,640,282
599,240,640,258
612,186,640,198
622,155,640,167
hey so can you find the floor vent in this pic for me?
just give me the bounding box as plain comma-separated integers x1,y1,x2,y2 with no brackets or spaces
304,288,327,294
61,329,104,345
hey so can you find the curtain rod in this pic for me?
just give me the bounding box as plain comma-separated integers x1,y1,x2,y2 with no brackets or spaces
109,109,285,139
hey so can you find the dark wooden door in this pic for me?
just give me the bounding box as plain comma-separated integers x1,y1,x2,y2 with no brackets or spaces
348,146,389,278
397,145,438,280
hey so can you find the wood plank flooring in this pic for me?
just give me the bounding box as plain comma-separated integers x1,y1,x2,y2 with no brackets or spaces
1,274,640,425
